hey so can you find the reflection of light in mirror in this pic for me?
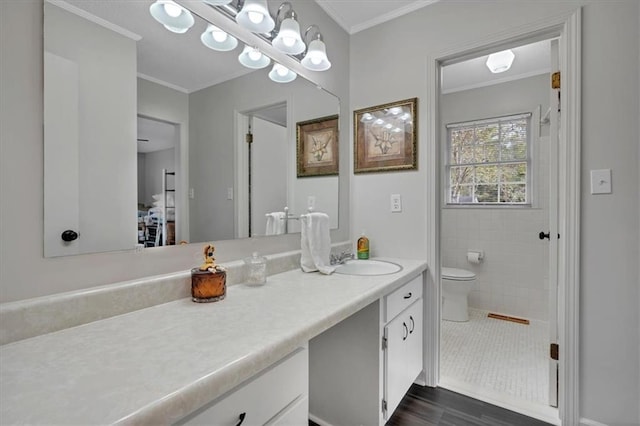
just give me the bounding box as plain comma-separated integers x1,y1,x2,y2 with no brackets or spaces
400,113,411,121
392,127,402,133
248,49,262,61
164,3,181,17
374,118,384,125
388,107,402,115
384,123,393,129
361,113,374,122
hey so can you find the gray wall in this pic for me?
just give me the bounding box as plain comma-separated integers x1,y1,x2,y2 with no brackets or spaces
0,0,349,303
188,68,340,242
350,1,639,424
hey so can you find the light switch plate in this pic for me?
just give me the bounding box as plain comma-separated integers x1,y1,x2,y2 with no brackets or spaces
590,169,612,194
189,188,195,199
390,194,402,212
307,195,316,210
227,187,234,200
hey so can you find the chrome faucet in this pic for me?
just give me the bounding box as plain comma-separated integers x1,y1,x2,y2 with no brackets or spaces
330,251,355,265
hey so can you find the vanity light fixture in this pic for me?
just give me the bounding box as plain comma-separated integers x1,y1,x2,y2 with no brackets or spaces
201,24,238,51
203,0,233,5
268,63,297,83
236,0,275,33
301,25,331,71
271,3,305,55
486,49,515,73
238,45,271,69
149,0,195,34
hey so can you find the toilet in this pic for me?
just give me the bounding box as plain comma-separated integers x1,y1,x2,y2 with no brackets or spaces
442,267,476,322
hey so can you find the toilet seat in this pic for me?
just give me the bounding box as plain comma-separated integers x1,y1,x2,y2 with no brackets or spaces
442,267,476,281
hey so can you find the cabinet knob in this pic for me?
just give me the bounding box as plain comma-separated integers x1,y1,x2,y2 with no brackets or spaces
61,230,79,242
403,292,412,300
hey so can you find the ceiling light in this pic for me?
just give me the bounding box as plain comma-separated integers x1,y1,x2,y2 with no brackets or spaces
238,45,271,69
301,25,331,71
486,49,515,73
149,0,194,34
236,0,275,33
201,24,238,51
269,64,297,83
272,3,305,55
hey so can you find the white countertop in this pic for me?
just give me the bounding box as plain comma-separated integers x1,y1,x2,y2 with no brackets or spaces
0,258,426,425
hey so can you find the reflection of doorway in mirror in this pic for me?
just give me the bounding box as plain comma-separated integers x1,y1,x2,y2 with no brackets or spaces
137,116,179,248
250,115,288,237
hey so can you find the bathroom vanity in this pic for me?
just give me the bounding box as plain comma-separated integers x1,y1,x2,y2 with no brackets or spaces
0,256,427,424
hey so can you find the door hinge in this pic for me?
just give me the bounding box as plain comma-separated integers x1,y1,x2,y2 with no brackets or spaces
551,71,560,89
550,343,559,361
245,133,253,144
382,336,388,350
382,399,387,413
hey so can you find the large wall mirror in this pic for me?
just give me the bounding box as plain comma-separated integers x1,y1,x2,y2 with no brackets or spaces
43,0,340,257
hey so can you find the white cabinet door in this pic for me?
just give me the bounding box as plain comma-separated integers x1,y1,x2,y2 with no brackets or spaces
384,311,409,418
405,300,423,385
383,299,423,420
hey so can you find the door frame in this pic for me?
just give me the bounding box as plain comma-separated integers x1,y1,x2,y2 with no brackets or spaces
423,9,581,425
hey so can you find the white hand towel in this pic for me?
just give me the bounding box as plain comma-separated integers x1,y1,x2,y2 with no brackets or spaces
265,212,286,235
300,212,335,275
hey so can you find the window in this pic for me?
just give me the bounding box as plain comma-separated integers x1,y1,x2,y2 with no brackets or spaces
446,113,531,205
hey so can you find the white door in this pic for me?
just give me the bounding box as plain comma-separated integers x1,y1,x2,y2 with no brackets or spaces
547,39,561,408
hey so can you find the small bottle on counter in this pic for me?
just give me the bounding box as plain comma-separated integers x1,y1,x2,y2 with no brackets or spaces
244,252,267,285
357,232,369,259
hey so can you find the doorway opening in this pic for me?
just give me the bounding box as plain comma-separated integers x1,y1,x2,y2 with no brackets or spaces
235,102,289,238
425,11,582,425
136,115,180,247
437,37,560,424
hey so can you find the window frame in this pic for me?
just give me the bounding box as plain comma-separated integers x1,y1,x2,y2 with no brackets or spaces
445,112,534,207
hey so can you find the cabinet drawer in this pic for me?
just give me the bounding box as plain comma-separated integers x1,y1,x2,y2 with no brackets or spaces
384,275,422,322
177,347,308,426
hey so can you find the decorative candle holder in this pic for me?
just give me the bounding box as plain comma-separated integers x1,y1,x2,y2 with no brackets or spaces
191,267,226,302
191,243,226,303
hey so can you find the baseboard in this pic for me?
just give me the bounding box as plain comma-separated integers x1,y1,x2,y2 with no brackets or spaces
308,413,334,426
580,418,609,426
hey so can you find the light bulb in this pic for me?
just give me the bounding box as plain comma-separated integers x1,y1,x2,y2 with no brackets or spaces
248,11,264,24
310,55,322,65
212,31,227,42
163,2,182,18
283,37,295,47
248,49,262,61
276,65,288,76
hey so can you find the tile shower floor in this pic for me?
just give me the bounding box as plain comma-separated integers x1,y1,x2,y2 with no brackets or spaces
440,309,558,424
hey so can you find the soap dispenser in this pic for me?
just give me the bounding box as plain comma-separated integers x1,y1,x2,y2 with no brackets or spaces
357,232,370,259
244,252,267,285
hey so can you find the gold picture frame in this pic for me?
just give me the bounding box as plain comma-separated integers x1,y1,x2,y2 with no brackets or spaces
353,98,417,173
296,114,339,177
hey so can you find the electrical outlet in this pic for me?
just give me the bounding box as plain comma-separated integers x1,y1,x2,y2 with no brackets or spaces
390,194,402,212
227,187,234,200
307,195,316,210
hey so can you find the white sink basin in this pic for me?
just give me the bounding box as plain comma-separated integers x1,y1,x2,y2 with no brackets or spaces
334,259,402,276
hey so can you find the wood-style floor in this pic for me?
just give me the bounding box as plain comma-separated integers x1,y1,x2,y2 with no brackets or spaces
386,384,552,426
310,384,552,426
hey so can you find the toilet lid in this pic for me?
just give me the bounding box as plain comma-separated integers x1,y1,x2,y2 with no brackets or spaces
442,267,476,281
